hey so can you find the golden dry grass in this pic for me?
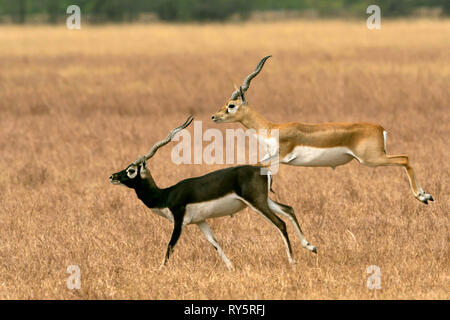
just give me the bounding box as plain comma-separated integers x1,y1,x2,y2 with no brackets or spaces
0,20,449,299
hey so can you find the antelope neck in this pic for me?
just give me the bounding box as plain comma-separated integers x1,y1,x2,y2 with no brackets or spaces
239,107,274,131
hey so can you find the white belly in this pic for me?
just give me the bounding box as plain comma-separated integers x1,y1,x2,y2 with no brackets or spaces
183,193,247,225
282,146,354,167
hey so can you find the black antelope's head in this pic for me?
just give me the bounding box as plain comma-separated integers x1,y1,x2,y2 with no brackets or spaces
109,160,149,189
109,115,194,189
212,55,271,123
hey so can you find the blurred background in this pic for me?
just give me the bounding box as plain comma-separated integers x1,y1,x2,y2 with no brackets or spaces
0,0,449,24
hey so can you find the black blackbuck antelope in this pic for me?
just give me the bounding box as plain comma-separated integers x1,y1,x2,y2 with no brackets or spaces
212,56,434,204
109,116,316,270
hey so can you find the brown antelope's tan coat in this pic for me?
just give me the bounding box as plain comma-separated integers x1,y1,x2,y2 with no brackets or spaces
212,57,433,204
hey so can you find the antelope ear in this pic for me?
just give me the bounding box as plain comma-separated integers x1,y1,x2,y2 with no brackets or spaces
140,159,148,179
239,86,247,105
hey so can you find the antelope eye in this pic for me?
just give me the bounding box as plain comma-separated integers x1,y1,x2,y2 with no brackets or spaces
128,169,135,174
228,104,235,109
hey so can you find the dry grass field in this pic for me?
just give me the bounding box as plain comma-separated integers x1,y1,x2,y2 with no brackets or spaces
0,20,449,299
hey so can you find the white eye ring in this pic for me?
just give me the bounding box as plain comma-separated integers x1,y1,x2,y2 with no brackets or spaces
127,166,138,178
228,104,239,114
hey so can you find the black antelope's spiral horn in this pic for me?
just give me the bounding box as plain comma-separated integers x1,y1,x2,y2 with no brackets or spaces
133,115,194,165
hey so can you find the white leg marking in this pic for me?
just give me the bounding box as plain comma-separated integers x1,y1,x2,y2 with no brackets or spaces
267,199,316,253
400,168,433,203
416,186,433,202
197,221,233,270
267,171,272,194
159,258,167,270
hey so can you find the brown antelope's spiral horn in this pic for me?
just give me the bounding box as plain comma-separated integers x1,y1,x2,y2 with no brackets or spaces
230,55,272,100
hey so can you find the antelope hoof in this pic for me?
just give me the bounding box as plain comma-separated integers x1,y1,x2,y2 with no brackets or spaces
418,191,434,204
305,243,317,253
159,260,168,271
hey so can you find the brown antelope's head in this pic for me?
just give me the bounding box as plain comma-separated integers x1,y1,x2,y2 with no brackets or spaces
212,87,247,123
212,55,271,123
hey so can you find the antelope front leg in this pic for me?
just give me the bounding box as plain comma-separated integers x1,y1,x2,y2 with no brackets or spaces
160,215,183,270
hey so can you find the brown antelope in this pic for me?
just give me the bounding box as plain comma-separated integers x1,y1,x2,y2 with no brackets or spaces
212,56,434,204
